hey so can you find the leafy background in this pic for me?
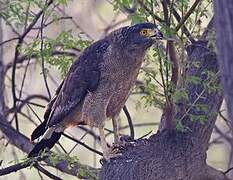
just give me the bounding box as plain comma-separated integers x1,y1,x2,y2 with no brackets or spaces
0,0,230,179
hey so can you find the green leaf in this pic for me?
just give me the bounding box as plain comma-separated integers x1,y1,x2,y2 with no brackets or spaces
172,89,189,102
186,75,201,85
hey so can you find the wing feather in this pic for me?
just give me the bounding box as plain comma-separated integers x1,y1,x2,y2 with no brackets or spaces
46,39,109,127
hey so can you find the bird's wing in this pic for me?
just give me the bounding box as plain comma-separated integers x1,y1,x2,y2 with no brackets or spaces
46,39,109,127
30,80,65,141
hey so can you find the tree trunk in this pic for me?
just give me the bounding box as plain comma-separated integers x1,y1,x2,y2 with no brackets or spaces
214,2,233,126
99,22,229,180
214,2,233,179
0,7,5,113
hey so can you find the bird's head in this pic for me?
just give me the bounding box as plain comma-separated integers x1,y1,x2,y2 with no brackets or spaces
121,23,163,51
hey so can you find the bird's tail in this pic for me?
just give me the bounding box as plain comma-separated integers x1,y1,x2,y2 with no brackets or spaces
28,126,63,157
31,121,47,141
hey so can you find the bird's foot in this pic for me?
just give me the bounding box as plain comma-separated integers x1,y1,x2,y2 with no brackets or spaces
113,135,135,148
100,135,135,165
100,146,122,164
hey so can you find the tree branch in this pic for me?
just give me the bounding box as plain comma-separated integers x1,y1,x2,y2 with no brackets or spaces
11,0,54,131
0,114,99,178
175,0,202,32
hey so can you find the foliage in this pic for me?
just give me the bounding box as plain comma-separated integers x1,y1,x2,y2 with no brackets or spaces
0,0,219,179
112,0,215,128
21,30,91,77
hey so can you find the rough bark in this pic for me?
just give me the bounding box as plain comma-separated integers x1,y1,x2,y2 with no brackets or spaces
214,1,233,179
0,8,5,113
99,24,228,180
214,2,233,126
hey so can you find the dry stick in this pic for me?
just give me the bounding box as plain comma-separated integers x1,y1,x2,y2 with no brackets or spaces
160,1,177,129
62,133,103,156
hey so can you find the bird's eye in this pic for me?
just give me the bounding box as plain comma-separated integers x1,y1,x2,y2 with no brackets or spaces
140,29,149,36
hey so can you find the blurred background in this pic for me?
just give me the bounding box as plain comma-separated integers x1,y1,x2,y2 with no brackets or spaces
0,0,231,179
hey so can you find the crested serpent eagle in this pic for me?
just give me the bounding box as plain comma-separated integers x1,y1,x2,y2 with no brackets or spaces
29,22,163,160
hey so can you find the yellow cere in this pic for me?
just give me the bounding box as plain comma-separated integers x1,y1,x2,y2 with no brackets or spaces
140,28,155,37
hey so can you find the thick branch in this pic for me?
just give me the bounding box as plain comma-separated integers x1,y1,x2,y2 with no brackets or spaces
214,1,233,127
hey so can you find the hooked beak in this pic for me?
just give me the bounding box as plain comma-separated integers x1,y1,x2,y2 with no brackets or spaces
150,28,163,40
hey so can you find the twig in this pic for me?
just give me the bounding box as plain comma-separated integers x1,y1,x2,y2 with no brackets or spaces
138,130,153,139
0,115,99,178
11,0,54,131
0,159,31,176
40,1,51,99
6,94,49,115
6,50,77,71
224,167,233,175
78,126,101,142
0,37,19,46
0,157,60,180
161,0,169,25
175,0,201,32
123,105,134,139
32,16,72,30
137,0,164,23
62,133,103,156
106,122,158,137
33,163,62,180
56,6,94,40
26,104,43,123
165,0,195,42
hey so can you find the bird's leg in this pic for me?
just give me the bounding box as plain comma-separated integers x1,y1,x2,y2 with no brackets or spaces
112,116,130,150
99,127,109,160
99,127,122,162
112,115,120,145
